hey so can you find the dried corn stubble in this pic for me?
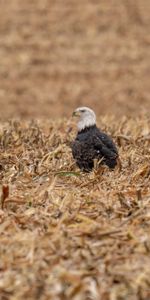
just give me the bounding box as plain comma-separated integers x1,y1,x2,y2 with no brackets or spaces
0,117,150,299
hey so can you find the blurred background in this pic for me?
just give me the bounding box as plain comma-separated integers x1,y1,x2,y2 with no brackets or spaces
0,0,149,120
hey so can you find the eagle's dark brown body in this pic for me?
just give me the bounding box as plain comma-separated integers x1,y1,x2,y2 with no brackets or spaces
71,125,118,172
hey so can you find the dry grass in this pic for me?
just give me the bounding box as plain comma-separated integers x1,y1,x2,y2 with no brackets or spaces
0,116,150,299
0,0,150,119
0,1,150,298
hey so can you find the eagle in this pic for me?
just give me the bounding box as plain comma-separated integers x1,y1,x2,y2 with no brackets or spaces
71,106,118,172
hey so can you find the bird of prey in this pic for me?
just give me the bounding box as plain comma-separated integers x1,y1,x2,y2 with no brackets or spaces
71,106,118,172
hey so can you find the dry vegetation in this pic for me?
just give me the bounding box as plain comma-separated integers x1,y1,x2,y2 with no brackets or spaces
0,0,150,299
0,0,150,119
0,116,150,299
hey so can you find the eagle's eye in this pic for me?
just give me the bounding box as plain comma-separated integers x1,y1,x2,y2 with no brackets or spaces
80,109,85,113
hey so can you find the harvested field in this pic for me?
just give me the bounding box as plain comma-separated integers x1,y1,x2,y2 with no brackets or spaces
0,0,150,299
0,0,150,119
0,117,150,299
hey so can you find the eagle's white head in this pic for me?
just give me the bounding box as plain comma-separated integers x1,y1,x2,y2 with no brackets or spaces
72,106,96,131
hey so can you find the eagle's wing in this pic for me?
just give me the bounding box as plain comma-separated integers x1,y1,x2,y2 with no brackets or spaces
93,131,118,159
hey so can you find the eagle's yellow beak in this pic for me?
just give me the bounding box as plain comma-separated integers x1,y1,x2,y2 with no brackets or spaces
72,111,80,117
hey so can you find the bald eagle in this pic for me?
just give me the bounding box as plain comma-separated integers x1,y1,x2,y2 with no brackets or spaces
71,107,118,172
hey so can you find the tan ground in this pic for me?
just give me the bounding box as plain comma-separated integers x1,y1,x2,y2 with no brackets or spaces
0,1,150,300
0,0,150,119
0,117,150,299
